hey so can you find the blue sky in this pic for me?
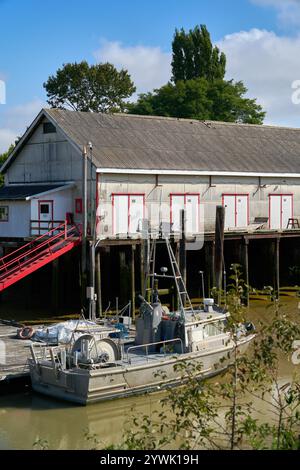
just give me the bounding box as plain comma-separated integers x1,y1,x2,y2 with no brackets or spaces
1,0,300,151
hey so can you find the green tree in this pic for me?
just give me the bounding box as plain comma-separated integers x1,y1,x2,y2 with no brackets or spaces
0,144,15,187
172,25,226,83
44,61,136,113
128,78,265,124
104,268,300,451
129,24,265,125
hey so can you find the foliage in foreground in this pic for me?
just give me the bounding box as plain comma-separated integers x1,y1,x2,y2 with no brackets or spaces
0,144,15,186
90,265,300,451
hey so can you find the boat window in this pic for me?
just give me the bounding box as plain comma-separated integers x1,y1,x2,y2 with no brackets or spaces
203,322,223,337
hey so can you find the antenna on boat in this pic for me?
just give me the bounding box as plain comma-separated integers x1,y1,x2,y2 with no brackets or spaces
116,297,119,323
199,271,205,303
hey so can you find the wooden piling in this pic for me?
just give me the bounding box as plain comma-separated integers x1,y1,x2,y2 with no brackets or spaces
81,145,88,308
275,237,280,299
139,240,145,297
119,249,126,305
214,206,225,297
242,237,250,306
96,248,102,317
89,242,96,321
204,241,215,297
131,245,136,319
52,258,59,314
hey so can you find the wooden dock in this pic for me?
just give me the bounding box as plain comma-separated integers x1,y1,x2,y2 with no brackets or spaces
0,323,33,382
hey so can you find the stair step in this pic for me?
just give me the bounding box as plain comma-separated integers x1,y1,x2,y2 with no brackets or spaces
0,239,79,291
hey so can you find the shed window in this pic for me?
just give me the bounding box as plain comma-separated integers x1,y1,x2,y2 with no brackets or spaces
43,122,56,134
40,204,50,214
0,205,9,222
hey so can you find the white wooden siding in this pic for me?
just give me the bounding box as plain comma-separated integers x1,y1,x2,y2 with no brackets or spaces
0,201,30,237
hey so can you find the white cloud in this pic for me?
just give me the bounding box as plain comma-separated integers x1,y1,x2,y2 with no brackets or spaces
251,0,300,26
0,98,44,153
4,99,44,130
0,129,17,153
94,32,300,127
218,28,300,127
94,40,171,96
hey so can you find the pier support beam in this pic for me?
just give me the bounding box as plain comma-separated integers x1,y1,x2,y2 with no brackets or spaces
119,250,126,307
204,241,215,298
274,237,280,299
131,245,136,319
139,240,145,297
52,258,59,314
96,248,102,317
214,206,225,303
241,238,249,306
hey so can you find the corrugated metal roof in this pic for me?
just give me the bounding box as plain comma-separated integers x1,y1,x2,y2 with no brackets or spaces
3,108,300,175
0,184,67,200
44,109,300,174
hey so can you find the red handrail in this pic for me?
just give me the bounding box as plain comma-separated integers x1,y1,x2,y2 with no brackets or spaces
0,223,81,280
0,222,66,264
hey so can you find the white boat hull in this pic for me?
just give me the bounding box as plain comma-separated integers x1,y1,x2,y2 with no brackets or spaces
29,334,254,405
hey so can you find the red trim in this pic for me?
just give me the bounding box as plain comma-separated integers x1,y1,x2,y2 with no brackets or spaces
169,193,201,231
112,193,115,235
234,195,237,226
269,193,294,229
111,193,145,196
111,193,145,235
38,200,54,234
95,172,100,233
222,193,249,227
128,195,130,233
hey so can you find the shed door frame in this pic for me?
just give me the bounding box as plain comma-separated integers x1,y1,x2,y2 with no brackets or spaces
269,194,293,229
112,193,145,235
222,194,249,228
38,200,54,232
170,193,200,233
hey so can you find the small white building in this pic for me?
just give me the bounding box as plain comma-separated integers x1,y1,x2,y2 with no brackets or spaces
1,108,300,240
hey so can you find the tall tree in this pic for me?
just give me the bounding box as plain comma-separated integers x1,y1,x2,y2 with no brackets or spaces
44,61,136,113
128,78,265,125
171,25,226,83
129,24,265,124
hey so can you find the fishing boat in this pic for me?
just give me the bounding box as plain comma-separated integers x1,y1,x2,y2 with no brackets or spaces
28,234,255,405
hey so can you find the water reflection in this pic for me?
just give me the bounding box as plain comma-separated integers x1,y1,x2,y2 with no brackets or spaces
0,389,164,450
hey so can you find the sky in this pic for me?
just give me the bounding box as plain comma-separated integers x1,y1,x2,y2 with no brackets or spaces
1,0,300,152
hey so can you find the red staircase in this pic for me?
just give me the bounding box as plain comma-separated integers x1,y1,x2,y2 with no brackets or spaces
0,222,82,292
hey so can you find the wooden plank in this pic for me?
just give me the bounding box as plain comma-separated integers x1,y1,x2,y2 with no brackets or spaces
214,206,225,296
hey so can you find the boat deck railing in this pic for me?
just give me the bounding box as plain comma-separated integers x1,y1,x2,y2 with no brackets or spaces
126,338,184,365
